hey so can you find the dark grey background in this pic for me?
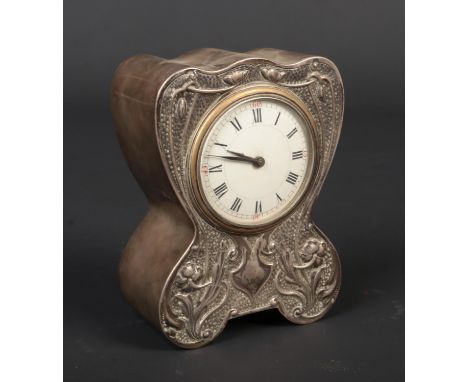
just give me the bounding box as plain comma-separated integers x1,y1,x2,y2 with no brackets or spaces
64,0,404,381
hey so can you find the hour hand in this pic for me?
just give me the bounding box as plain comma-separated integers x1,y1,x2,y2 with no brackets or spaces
227,150,265,167
207,152,265,167
206,154,256,164
226,149,255,160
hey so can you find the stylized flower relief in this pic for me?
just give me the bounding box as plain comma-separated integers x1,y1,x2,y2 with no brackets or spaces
223,69,249,85
305,71,331,101
306,70,326,82
175,263,204,289
182,263,202,281
167,246,235,343
261,67,286,82
300,239,327,262
273,237,338,322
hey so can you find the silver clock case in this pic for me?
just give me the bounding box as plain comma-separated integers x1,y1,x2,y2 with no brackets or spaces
155,55,344,348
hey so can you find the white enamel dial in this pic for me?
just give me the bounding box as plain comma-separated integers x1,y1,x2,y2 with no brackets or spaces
197,96,313,228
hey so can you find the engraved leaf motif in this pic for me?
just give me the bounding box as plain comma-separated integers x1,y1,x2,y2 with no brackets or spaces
176,97,187,120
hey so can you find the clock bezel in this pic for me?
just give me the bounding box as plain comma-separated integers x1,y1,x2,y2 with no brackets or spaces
188,83,319,234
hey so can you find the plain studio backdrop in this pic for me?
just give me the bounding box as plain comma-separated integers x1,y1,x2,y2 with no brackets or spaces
64,1,404,381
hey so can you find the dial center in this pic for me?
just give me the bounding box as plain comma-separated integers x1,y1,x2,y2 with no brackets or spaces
254,156,265,168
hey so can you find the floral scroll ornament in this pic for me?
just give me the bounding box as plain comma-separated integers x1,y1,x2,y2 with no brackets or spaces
274,236,338,320
173,69,250,121
167,243,240,343
258,61,331,103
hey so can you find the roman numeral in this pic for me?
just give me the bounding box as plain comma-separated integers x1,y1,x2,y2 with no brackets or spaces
252,108,262,123
292,150,303,160
274,112,281,125
230,117,242,131
286,172,299,185
276,193,283,202
208,164,222,173
214,142,227,147
287,128,298,139
255,200,262,214
230,197,242,212
213,182,228,199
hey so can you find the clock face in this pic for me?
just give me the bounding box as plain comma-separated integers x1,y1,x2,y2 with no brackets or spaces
195,95,314,229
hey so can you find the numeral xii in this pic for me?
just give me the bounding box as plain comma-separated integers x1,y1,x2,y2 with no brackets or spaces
252,108,262,123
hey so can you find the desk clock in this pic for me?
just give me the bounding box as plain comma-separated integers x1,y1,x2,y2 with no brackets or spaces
111,48,344,348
